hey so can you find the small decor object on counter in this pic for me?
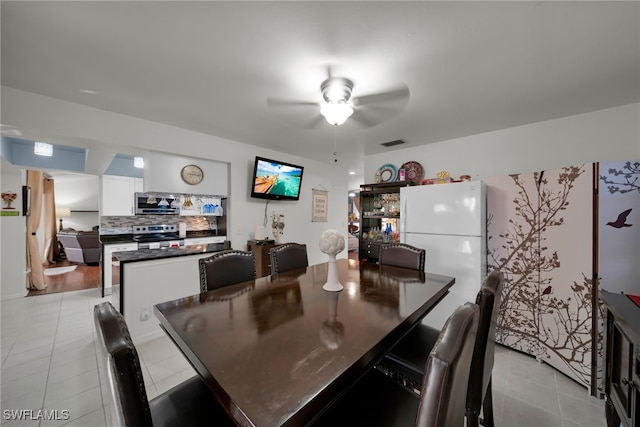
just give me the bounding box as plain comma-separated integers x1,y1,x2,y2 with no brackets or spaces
397,167,406,182
1,191,17,209
460,175,471,181
421,178,443,185
271,211,285,244
436,170,451,183
319,229,345,291
180,164,204,185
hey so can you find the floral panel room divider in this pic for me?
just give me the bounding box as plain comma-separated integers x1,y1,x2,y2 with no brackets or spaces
596,160,640,392
487,164,595,389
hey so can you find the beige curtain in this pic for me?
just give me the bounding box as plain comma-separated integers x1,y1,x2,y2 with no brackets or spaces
26,170,46,290
42,177,60,264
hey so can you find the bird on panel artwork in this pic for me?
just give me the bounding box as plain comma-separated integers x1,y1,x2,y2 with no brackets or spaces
607,208,633,229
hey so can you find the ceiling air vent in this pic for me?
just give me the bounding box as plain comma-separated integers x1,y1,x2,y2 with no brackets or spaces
381,139,406,148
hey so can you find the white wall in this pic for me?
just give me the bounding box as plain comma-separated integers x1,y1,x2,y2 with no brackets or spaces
365,103,640,183
54,173,100,231
144,152,228,196
1,161,27,299
1,87,349,298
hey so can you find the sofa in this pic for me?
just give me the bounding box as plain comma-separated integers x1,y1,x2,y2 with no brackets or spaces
57,229,101,265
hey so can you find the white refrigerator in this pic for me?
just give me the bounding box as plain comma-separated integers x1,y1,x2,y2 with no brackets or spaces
400,180,486,329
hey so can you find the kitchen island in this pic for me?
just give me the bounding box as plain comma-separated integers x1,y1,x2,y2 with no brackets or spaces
100,229,227,297
113,242,229,343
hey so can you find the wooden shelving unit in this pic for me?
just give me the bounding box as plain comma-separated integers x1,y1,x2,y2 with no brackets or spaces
358,181,412,262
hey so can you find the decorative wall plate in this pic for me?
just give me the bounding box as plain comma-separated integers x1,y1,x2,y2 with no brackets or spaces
401,161,424,184
377,164,397,182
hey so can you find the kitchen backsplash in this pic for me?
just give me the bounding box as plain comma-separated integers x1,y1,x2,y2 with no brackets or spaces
100,215,217,235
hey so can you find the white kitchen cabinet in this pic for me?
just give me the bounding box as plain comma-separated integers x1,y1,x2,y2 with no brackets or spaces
101,175,143,216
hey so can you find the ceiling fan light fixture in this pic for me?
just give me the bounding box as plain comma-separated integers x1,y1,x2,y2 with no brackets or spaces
320,77,353,103
320,101,353,126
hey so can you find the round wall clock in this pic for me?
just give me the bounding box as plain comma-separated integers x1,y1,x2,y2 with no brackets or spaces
181,164,204,185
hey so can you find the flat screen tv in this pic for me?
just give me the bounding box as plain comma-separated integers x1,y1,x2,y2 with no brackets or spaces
251,156,304,201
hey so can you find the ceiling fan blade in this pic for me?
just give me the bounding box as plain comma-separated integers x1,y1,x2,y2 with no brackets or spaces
351,103,406,128
303,114,326,129
350,113,379,128
352,84,410,106
266,97,318,108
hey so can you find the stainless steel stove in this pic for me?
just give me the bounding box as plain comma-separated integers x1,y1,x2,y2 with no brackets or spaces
133,224,184,249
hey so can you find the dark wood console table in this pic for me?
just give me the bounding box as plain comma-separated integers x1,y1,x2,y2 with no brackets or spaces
602,290,640,427
247,240,281,277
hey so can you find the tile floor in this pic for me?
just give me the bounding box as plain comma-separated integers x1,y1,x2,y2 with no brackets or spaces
1,288,607,426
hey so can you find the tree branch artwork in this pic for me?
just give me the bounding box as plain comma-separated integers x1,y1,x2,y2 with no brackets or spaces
600,161,640,195
488,165,594,385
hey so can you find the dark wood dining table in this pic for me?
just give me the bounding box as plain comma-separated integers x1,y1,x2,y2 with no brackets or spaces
154,258,455,427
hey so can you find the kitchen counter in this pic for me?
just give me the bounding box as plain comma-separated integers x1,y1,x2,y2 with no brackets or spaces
114,242,227,263
100,231,227,297
100,229,224,244
113,241,230,343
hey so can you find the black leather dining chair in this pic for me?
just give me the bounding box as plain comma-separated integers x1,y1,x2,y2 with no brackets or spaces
199,249,257,292
269,242,308,275
465,271,504,427
311,302,479,427
93,302,234,427
383,270,505,427
379,243,425,271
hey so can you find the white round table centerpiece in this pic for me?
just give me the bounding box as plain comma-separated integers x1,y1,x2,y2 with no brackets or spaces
319,229,345,291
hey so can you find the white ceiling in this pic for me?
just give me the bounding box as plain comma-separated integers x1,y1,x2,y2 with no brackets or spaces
2,1,639,179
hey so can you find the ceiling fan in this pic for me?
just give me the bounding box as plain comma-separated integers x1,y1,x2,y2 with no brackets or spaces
267,74,410,128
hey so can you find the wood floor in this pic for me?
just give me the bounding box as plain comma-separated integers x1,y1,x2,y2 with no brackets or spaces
28,259,101,296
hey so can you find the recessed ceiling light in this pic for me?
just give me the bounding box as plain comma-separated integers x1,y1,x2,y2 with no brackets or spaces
349,171,356,175
34,141,53,156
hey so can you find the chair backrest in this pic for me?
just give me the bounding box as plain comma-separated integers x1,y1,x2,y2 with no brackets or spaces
379,243,425,271
93,302,153,427
269,243,308,275
415,302,479,427
466,270,505,414
199,249,257,292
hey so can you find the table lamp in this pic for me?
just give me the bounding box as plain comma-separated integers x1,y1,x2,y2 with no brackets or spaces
56,207,71,231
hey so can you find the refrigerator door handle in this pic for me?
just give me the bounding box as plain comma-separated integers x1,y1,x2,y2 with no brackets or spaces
400,195,407,232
